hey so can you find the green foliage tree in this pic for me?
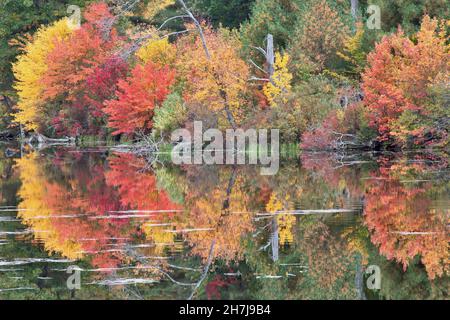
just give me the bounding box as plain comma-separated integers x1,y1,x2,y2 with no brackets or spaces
363,0,449,33
152,92,187,137
191,0,255,29
241,0,350,55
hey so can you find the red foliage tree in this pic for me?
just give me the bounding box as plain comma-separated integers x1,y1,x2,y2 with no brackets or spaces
362,16,449,144
84,57,129,127
104,62,175,135
42,3,123,136
300,111,342,150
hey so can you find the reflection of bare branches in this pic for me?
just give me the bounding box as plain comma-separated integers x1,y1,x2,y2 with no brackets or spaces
188,239,216,300
21,133,75,152
124,245,198,288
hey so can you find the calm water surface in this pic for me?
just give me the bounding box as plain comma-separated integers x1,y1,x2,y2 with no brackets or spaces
0,145,448,299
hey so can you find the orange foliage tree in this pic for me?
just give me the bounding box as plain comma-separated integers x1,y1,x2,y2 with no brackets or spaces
177,26,250,128
41,3,124,135
362,16,449,145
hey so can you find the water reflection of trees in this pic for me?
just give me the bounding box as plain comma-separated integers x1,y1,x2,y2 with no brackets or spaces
302,153,449,279
15,151,181,280
364,154,449,280
9,149,449,299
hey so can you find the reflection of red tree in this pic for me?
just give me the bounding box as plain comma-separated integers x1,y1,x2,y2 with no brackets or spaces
364,169,449,280
301,152,364,196
105,153,178,214
205,274,238,300
19,152,179,269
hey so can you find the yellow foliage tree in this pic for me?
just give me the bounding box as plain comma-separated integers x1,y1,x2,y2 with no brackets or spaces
263,52,293,106
136,37,177,67
12,19,73,131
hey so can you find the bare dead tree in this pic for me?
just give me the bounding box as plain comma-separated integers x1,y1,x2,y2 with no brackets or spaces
350,0,359,21
177,0,210,59
248,34,274,84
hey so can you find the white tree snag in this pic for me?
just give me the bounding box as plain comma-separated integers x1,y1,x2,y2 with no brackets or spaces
266,34,275,83
177,0,211,59
351,0,359,21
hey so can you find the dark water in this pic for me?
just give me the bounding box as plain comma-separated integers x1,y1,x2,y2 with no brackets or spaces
0,145,448,300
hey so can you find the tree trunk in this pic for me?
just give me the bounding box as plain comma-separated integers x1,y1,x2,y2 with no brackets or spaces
266,34,275,82
351,0,359,21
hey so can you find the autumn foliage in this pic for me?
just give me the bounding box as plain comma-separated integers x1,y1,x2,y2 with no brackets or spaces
104,62,175,135
362,16,449,145
9,2,450,145
177,26,249,126
12,19,73,131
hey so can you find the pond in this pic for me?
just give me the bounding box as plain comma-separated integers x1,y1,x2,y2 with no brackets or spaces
0,145,448,300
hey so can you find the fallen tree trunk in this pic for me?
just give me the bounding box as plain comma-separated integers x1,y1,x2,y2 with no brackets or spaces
27,133,76,144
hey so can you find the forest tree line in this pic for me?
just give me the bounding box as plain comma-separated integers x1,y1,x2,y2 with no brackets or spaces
0,0,448,149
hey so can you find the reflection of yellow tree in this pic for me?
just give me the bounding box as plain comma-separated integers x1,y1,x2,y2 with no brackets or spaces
266,192,296,246
142,222,180,256
16,152,179,269
15,153,83,259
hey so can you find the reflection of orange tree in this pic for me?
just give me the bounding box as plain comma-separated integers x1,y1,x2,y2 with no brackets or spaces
105,153,182,255
179,168,253,262
364,178,449,280
364,154,449,280
16,152,180,269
